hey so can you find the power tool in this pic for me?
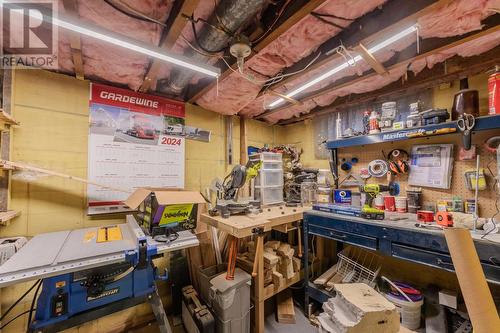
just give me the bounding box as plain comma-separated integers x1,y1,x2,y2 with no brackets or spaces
209,160,263,218
359,183,400,220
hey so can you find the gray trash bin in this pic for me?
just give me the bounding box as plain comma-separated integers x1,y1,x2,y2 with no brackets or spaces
209,268,251,333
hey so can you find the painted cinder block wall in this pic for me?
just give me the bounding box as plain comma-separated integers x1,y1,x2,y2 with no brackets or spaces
0,69,277,332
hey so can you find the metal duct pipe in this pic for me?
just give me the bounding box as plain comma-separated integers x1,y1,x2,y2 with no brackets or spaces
159,0,266,94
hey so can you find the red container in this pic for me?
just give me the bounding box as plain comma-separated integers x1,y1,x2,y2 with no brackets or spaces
489,70,500,115
384,196,396,212
417,210,434,223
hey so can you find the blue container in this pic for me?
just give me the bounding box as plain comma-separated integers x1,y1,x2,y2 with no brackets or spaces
334,189,352,205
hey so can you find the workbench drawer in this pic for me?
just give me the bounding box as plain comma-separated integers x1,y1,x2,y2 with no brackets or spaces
309,225,378,250
391,243,500,283
392,243,455,272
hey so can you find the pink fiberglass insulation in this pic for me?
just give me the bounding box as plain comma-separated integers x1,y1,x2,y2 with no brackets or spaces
417,0,500,38
250,0,499,121
196,0,387,114
56,0,173,90
263,30,500,123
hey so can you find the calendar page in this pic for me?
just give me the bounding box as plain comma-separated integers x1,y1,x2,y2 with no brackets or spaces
87,83,185,215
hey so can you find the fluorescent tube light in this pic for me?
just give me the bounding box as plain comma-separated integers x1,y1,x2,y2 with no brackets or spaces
3,1,220,78
267,25,417,109
52,17,220,78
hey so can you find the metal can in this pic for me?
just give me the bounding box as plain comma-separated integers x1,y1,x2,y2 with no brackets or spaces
489,67,500,115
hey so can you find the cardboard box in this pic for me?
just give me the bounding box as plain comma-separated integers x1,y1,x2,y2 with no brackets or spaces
0,237,27,266
125,188,206,236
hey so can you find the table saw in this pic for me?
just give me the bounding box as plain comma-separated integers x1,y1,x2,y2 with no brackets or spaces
0,215,199,333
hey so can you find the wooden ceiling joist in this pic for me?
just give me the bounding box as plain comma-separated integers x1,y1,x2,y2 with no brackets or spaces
62,0,84,80
258,16,500,119
278,45,500,125
139,0,200,93
185,0,328,102
262,0,443,95
354,43,387,75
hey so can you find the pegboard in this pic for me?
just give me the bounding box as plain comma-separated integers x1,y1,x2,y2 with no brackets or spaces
336,129,499,219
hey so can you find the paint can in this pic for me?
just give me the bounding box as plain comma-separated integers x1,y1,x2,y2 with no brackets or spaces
334,189,352,205
488,67,500,115
465,199,477,214
374,194,385,210
417,210,434,223
384,196,396,212
395,196,407,213
407,190,422,213
351,192,361,207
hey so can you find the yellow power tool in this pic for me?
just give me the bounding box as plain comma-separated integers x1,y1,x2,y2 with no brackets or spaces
359,183,400,220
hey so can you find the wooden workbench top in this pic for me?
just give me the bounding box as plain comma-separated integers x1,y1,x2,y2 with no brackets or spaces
200,205,308,238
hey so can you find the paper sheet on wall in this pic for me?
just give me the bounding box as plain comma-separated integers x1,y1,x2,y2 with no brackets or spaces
408,144,454,189
87,83,185,215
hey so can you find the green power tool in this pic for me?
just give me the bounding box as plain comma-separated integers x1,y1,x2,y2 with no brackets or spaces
359,183,400,220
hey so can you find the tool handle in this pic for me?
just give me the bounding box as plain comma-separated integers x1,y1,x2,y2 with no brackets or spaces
462,131,472,150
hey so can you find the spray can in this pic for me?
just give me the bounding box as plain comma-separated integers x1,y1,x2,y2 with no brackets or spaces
369,110,380,134
488,66,500,115
336,113,343,139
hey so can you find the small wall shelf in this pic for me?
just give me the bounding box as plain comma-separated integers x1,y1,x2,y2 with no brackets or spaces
326,114,500,149
0,109,19,126
0,210,20,226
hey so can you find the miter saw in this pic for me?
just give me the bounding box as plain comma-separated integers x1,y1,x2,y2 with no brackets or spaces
209,160,262,218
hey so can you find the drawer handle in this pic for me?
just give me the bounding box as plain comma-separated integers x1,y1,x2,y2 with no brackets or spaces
436,258,454,268
328,231,347,239
489,257,500,266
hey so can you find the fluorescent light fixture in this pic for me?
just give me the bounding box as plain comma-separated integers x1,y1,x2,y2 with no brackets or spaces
267,25,417,109
3,1,220,78
51,17,220,78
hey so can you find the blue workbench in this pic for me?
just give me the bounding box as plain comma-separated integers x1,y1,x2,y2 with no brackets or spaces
303,210,500,304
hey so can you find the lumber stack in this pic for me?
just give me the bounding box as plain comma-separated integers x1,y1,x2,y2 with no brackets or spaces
236,240,301,287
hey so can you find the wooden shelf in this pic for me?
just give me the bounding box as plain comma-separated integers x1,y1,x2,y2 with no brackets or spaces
0,110,19,126
0,210,20,225
263,270,303,300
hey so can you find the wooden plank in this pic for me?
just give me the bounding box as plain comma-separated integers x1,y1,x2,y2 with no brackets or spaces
276,289,296,324
0,69,12,212
1,160,131,193
354,43,387,75
263,19,500,119
139,0,200,92
0,210,19,225
199,206,306,238
62,0,84,80
0,109,18,125
279,43,500,125
186,0,328,102
313,263,338,285
254,231,265,333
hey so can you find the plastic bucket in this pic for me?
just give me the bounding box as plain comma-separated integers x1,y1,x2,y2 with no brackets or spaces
385,292,423,330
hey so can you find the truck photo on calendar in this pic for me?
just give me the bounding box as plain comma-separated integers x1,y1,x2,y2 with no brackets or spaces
87,83,186,215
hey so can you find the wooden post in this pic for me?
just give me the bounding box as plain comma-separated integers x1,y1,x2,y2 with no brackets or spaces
0,69,12,212
254,235,265,333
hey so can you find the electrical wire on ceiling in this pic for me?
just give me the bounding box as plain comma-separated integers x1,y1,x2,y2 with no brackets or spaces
103,0,167,26
311,12,348,30
251,0,292,44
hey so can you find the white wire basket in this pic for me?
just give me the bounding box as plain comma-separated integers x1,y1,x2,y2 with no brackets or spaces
335,246,382,286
